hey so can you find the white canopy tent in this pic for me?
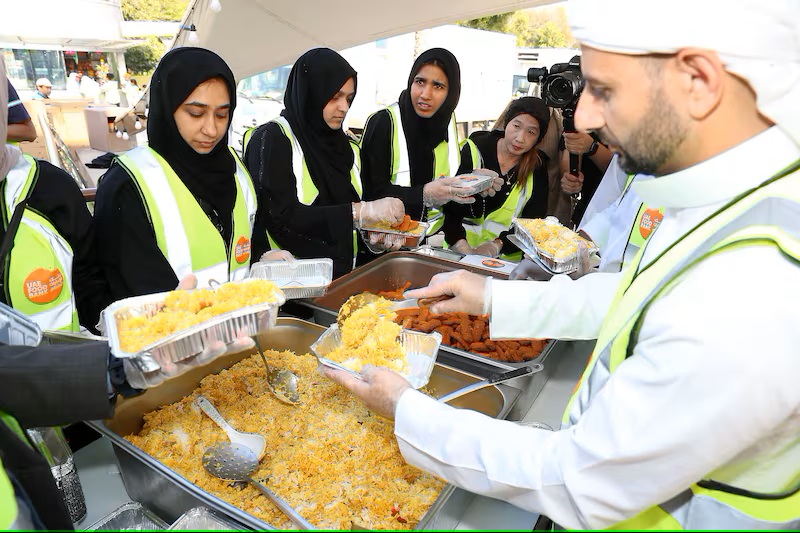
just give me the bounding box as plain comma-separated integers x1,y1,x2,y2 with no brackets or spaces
173,0,560,79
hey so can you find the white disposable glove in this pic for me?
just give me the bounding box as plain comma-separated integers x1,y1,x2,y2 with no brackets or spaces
473,239,503,258
471,169,503,198
449,239,475,255
260,250,295,262
357,197,405,227
365,231,405,251
423,176,476,207
404,270,490,316
509,258,553,281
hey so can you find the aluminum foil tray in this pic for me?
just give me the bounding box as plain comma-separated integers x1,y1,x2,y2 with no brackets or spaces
168,506,242,530
249,258,333,299
86,501,168,531
104,279,286,365
358,220,430,249
310,323,442,388
511,218,599,274
0,303,42,347
457,172,497,195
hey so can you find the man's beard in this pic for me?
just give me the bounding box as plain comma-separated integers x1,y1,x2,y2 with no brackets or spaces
602,88,687,176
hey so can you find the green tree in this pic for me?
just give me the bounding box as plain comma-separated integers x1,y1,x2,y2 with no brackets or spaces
125,37,165,75
508,11,536,46
121,0,189,21
531,21,568,48
457,13,513,32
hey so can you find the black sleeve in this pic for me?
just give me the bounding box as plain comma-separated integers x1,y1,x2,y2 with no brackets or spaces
246,123,355,278
0,342,113,428
28,162,112,333
93,163,179,301
442,142,479,245
7,81,30,122
360,110,426,217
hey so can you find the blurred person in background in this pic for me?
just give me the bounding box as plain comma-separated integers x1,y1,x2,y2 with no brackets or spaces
31,78,51,100
5,79,36,143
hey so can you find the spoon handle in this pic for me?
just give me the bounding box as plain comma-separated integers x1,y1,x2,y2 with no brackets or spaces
196,395,237,437
248,478,315,530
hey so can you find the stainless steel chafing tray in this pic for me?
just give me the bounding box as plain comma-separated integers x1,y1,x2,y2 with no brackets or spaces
301,251,554,371
88,317,521,530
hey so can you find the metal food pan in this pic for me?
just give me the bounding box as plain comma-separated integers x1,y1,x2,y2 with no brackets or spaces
103,279,286,365
304,251,508,318
248,258,333,299
88,317,521,530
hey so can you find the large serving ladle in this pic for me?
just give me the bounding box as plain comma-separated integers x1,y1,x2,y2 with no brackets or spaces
196,395,266,459
253,338,301,405
202,442,314,530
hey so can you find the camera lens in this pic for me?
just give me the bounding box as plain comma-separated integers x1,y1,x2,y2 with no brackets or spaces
543,71,582,108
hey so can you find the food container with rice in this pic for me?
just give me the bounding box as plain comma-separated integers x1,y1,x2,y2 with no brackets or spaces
456,171,498,196
512,216,599,274
249,258,333,299
358,215,430,249
104,279,286,367
311,296,442,388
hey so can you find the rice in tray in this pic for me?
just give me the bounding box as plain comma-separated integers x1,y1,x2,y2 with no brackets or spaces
516,217,593,258
117,280,282,352
328,298,407,374
125,350,444,530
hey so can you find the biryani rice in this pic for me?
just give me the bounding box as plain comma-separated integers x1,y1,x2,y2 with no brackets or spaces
125,349,444,529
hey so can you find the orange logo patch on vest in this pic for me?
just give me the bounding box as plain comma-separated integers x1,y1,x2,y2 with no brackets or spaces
234,236,251,263
638,208,664,239
24,268,64,304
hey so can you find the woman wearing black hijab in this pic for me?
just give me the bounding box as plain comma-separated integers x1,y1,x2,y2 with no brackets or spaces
95,47,277,300
360,48,481,235
244,48,403,279
443,97,552,261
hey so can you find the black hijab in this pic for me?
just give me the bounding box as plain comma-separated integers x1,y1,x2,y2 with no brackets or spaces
147,47,237,235
281,48,359,205
398,48,461,153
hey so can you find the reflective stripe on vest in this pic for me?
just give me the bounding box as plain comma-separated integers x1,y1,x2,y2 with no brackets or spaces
242,126,257,154
459,140,532,261
384,103,460,234
117,146,256,288
4,155,78,331
267,117,362,267
563,161,800,529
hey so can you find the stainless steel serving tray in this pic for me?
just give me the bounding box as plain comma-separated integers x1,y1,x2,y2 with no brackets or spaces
88,317,520,530
303,252,554,370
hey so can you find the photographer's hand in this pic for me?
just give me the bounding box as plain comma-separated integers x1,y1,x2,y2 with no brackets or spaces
563,131,594,154
561,170,584,194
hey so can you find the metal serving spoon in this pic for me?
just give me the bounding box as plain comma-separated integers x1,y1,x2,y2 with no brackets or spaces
196,395,267,460
253,338,300,405
202,442,314,530
436,365,542,403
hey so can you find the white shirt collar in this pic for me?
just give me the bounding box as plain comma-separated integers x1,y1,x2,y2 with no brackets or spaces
633,127,800,209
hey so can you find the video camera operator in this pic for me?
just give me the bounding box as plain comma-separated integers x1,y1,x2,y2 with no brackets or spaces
529,56,612,227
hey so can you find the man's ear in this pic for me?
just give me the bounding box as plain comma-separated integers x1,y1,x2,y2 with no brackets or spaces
674,48,725,121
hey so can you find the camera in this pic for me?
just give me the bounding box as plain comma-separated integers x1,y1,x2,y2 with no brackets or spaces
526,55,583,110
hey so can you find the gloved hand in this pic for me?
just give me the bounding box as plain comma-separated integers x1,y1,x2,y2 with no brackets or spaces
473,239,503,258
571,238,600,279
404,270,490,316
561,170,584,195
423,176,476,207
363,231,405,253
509,258,554,281
260,249,295,262
357,197,405,227
471,169,503,198
449,239,474,255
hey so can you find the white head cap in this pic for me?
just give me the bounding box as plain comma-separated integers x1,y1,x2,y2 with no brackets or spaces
36,77,52,87
567,0,800,146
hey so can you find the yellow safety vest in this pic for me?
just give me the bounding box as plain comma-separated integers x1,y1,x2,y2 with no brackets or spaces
2,155,78,331
456,139,532,261
266,116,362,269
365,103,460,235
116,146,257,288
563,161,800,529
